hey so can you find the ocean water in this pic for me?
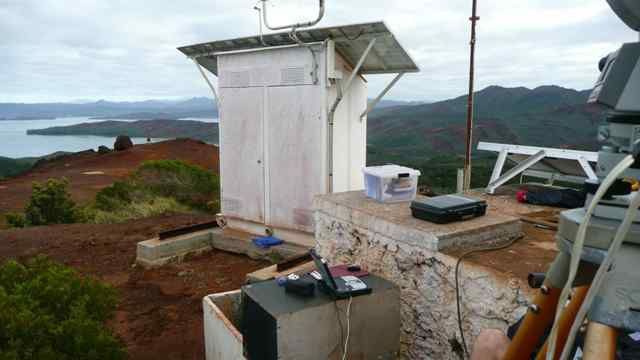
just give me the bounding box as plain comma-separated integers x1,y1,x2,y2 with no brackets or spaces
0,117,218,159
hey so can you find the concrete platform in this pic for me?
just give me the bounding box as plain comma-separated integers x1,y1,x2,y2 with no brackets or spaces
314,191,522,251
136,227,308,268
313,190,556,359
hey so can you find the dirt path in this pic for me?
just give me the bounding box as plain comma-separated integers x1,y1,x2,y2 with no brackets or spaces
0,213,268,359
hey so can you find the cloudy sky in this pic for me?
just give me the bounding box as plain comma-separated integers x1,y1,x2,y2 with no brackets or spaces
0,0,637,103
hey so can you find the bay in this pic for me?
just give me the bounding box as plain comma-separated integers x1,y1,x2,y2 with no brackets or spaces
0,117,218,159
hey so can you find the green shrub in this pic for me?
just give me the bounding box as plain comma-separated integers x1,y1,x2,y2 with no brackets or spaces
95,181,134,211
24,178,78,226
0,256,125,359
133,160,220,212
4,212,26,228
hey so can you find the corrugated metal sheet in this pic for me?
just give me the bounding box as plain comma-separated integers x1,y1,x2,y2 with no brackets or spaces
178,21,419,76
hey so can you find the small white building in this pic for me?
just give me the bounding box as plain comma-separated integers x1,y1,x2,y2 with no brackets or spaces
179,22,419,247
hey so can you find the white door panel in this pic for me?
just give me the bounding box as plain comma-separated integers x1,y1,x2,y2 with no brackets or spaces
266,86,324,232
219,87,265,223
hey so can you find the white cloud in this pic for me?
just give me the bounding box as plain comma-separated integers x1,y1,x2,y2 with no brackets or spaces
0,0,636,103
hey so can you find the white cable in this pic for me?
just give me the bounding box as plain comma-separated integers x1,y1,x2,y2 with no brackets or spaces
342,296,353,360
546,155,635,360
558,189,640,360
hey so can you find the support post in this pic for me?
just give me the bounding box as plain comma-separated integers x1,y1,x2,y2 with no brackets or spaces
326,38,376,193
489,150,508,183
343,38,376,93
503,282,562,360
535,286,589,360
485,150,546,194
463,0,480,192
578,156,598,180
583,322,617,360
193,59,220,109
360,72,405,120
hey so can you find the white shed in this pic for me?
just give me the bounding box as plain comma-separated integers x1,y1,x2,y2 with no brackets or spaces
179,22,419,246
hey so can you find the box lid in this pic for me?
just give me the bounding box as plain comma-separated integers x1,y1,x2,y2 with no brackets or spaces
363,165,421,178
411,195,486,212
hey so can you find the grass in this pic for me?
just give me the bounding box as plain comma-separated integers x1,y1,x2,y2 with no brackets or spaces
4,160,221,227
84,159,220,224
86,197,189,224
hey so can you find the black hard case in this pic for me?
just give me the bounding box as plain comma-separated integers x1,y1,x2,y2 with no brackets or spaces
410,195,487,224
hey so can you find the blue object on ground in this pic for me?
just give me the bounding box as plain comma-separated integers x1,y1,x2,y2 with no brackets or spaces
252,235,284,249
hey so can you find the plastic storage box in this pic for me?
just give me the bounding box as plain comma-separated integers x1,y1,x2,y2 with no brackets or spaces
363,165,421,203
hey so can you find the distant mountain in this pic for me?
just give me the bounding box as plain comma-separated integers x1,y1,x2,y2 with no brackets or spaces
369,99,428,109
28,120,219,144
1,97,421,121
367,85,604,163
0,97,218,120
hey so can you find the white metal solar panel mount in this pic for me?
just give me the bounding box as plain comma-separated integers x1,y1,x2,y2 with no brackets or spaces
478,142,599,194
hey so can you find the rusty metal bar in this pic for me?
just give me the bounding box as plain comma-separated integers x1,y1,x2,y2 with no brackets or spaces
158,221,219,240
464,0,480,191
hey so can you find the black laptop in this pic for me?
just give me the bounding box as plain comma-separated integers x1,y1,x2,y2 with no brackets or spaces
309,249,372,299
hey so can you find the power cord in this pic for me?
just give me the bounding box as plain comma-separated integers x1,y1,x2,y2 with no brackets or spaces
342,296,353,360
455,234,524,358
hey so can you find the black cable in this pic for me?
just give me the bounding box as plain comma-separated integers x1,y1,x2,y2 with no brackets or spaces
455,234,524,358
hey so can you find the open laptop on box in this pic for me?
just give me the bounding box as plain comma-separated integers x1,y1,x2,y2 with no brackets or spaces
309,249,372,299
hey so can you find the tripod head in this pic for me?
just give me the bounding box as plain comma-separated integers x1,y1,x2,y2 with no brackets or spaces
586,1,640,180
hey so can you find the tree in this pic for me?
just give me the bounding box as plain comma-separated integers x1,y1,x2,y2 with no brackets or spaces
24,178,78,226
0,256,125,359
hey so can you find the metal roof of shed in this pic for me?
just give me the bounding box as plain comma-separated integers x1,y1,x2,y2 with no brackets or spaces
177,21,419,76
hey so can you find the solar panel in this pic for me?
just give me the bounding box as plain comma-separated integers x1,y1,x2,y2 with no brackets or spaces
478,142,599,194
177,21,419,76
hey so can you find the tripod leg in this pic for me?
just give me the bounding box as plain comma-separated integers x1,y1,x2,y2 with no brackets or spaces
534,286,589,360
583,322,617,360
503,282,561,360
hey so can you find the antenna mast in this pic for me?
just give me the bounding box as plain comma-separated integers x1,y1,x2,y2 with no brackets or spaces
463,0,479,192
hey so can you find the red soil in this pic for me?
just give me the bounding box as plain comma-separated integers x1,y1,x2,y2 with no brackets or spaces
0,214,268,359
0,138,220,215
0,138,268,359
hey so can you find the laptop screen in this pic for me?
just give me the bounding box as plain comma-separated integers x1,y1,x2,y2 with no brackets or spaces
309,249,338,290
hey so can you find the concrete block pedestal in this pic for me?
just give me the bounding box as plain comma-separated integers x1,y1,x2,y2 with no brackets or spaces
313,191,539,359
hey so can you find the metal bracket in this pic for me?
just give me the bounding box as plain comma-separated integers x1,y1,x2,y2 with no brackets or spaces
326,38,376,193
486,150,546,194
479,142,599,194
192,58,220,109
360,72,405,121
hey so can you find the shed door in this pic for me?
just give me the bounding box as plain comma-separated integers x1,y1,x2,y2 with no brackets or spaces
219,87,265,223
266,86,323,232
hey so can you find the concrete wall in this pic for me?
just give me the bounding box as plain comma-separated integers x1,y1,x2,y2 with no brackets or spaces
314,199,534,359
203,291,246,360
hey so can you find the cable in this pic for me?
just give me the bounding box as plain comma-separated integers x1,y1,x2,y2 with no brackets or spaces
558,189,640,360
455,234,524,358
545,155,635,360
342,296,353,360
334,301,345,351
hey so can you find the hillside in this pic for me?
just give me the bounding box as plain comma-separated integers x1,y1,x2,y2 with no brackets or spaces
0,138,219,215
367,85,603,164
28,119,219,143
0,157,37,179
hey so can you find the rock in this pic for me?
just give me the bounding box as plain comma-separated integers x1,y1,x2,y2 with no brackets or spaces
98,145,112,154
114,135,134,151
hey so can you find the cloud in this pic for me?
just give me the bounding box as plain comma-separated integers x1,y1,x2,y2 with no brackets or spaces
0,0,636,102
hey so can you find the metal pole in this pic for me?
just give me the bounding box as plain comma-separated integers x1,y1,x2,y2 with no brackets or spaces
463,0,480,191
